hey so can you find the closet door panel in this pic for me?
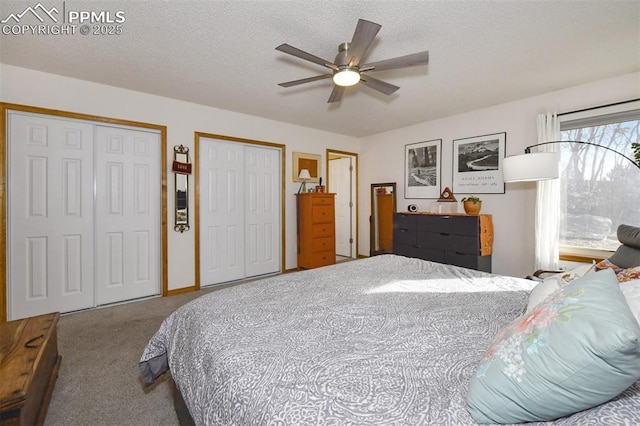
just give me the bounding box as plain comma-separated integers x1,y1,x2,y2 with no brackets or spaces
244,146,280,277
199,139,245,285
95,126,161,305
8,113,94,320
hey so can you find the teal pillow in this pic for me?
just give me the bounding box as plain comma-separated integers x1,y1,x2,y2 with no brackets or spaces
467,269,640,424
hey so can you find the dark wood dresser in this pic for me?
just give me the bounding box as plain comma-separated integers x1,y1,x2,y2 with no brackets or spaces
0,312,61,425
296,193,336,269
393,212,493,272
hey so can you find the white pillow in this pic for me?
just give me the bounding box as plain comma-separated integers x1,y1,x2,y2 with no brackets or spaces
556,262,596,285
526,277,560,313
525,262,595,313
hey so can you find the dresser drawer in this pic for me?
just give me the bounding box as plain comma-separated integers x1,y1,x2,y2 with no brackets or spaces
311,236,334,253
394,213,417,231
393,227,416,245
417,231,479,254
311,205,334,223
393,243,416,258
417,215,479,236
416,248,445,263
311,196,334,207
394,244,445,262
445,251,491,272
307,252,335,268
445,251,476,269
312,223,334,238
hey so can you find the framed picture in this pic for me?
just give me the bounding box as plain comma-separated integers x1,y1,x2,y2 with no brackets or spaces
404,139,442,199
292,152,321,183
452,132,506,194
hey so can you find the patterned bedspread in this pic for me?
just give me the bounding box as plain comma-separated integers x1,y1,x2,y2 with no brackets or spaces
140,255,640,425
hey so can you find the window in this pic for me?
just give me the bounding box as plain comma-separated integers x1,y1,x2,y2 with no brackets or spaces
558,108,640,257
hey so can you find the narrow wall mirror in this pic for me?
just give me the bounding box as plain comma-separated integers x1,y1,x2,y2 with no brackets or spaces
173,145,190,232
370,182,396,256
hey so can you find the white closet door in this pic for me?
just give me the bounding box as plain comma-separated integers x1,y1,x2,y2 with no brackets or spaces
244,145,280,277
95,126,161,305
199,138,245,285
8,113,95,320
329,157,353,257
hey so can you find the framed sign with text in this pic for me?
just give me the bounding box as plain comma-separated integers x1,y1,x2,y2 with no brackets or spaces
453,132,506,194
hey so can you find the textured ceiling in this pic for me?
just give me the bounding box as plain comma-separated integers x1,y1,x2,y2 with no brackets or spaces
1,0,639,137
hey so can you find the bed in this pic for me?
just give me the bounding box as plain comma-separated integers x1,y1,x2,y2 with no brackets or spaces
140,229,640,425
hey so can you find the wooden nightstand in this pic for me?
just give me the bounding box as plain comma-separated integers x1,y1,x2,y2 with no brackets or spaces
0,312,61,425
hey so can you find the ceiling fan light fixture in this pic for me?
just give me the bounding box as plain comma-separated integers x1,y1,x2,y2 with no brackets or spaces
276,19,430,103
333,69,360,87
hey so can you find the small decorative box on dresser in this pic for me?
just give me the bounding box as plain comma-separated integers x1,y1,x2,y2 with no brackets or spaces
0,312,61,426
296,193,336,269
393,212,494,272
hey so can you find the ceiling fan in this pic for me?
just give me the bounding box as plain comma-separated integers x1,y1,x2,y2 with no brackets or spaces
276,19,429,103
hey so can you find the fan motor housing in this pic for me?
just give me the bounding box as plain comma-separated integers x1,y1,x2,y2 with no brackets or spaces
335,42,352,66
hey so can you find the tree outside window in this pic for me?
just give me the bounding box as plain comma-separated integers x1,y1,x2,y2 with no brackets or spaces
559,117,640,253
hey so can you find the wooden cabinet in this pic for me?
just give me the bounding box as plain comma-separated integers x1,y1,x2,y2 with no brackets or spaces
393,212,493,272
297,193,336,269
0,312,61,425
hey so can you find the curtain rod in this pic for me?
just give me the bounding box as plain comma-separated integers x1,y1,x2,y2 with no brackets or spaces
558,98,640,117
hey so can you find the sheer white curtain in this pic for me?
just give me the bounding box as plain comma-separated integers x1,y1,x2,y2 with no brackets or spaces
535,113,561,270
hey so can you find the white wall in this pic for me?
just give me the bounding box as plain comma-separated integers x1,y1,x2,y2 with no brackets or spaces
0,64,359,291
359,72,640,278
2,64,638,287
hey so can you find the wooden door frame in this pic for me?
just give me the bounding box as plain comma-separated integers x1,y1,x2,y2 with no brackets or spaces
194,132,286,291
0,103,168,322
326,149,359,259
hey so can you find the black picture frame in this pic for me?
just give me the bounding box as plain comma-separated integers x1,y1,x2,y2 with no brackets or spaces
452,132,506,194
404,139,442,199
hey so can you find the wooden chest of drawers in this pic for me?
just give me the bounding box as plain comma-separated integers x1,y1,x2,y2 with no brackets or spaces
393,212,493,272
297,193,336,269
0,312,61,425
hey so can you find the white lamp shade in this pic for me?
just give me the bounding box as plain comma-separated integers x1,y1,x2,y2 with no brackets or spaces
298,169,311,180
333,69,360,87
503,152,560,183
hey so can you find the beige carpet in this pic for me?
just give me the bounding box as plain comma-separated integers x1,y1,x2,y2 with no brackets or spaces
44,283,240,425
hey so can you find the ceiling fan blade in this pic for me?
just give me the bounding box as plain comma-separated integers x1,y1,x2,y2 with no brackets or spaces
359,74,400,96
276,44,335,69
327,86,345,103
361,51,429,72
347,19,381,67
278,74,332,88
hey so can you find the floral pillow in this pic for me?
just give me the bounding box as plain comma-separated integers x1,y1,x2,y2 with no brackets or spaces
467,269,640,424
617,266,640,283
